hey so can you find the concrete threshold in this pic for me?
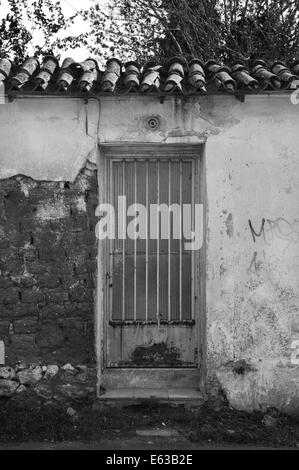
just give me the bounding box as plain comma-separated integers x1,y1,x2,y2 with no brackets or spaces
99,388,204,403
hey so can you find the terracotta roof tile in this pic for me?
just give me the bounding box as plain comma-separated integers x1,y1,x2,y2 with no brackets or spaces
140,62,162,92
271,61,299,89
0,58,12,81
34,55,59,91
101,58,121,92
188,59,206,93
57,57,76,91
123,61,140,91
205,60,236,93
252,59,281,89
1,55,298,96
292,60,299,75
231,61,258,90
10,57,39,90
164,57,187,92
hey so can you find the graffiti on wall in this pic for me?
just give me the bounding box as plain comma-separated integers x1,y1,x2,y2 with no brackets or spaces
247,217,299,275
247,219,299,367
249,217,299,246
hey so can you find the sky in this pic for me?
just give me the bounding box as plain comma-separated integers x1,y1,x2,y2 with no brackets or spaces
0,0,109,60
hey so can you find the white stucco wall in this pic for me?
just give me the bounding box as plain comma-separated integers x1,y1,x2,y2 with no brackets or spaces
0,97,99,181
203,96,299,412
0,93,298,411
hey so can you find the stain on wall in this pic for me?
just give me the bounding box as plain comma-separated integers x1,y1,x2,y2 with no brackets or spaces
131,342,182,367
225,213,234,238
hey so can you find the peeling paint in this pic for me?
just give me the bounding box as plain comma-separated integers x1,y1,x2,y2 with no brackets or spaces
217,360,299,414
35,202,69,221
219,264,227,277
75,196,87,213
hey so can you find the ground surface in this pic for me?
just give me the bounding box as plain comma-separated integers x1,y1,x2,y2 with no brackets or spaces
1,439,296,450
0,395,298,449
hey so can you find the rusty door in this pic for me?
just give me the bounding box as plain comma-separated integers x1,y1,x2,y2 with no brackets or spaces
106,154,200,368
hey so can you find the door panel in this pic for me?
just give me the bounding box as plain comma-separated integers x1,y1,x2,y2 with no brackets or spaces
107,156,199,368
108,324,197,367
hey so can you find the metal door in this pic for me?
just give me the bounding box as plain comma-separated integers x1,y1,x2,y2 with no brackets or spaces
106,155,200,368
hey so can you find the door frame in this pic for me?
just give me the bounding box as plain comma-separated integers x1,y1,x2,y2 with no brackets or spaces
96,143,207,393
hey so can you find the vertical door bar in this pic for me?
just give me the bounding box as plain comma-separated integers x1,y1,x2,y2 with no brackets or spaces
168,160,171,321
179,159,183,321
145,160,149,322
191,159,195,320
133,159,137,321
122,159,126,321
109,159,113,321
156,160,160,320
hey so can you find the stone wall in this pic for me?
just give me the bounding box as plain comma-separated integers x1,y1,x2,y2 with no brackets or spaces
0,363,96,400
0,161,98,367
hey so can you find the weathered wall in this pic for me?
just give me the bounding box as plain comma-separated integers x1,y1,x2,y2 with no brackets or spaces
98,94,299,412
203,96,299,413
0,163,98,366
0,98,99,181
0,94,298,411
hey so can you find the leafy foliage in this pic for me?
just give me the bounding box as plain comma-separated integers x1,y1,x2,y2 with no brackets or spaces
82,0,299,63
0,0,78,62
0,0,298,64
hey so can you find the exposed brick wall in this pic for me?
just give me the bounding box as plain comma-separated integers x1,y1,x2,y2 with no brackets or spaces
0,162,98,366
